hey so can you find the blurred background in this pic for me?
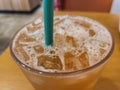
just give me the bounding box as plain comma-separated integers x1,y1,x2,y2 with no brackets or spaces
0,0,120,54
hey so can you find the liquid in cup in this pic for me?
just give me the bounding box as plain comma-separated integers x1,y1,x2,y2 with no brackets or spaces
10,15,114,90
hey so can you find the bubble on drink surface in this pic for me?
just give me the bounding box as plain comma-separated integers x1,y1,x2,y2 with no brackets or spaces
12,15,112,72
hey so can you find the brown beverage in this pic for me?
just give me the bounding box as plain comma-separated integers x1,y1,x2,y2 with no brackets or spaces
10,15,114,90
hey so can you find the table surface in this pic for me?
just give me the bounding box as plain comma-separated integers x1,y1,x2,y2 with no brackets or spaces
0,12,120,90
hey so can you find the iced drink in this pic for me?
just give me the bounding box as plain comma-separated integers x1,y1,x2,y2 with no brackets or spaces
10,15,113,90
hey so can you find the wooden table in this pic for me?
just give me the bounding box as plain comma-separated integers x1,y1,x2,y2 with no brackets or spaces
0,12,120,90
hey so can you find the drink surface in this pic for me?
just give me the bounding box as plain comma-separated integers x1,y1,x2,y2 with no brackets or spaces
12,15,112,72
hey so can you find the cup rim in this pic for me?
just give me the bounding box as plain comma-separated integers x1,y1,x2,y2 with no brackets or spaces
9,16,114,76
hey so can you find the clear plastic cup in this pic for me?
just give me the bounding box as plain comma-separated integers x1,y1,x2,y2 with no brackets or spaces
10,16,114,90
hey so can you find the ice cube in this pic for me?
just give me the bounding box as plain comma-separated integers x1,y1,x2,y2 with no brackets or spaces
64,52,83,71
80,22,91,28
27,24,41,33
54,18,64,25
99,48,106,56
17,33,36,43
54,33,64,46
14,46,30,61
89,29,96,37
37,55,62,70
65,36,77,47
32,22,41,27
78,52,89,68
33,45,44,54
99,41,110,48
54,18,60,22
74,21,91,28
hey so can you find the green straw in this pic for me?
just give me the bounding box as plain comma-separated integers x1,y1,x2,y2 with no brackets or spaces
43,0,54,46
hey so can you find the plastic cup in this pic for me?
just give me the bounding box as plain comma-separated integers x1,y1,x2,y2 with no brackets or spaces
10,16,114,90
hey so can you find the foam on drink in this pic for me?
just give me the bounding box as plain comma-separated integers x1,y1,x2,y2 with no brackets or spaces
12,15,112,72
